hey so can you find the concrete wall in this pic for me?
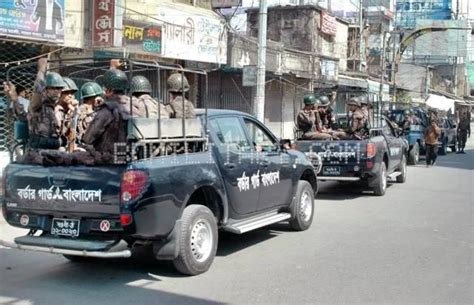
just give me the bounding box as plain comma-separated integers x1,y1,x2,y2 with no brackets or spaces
247,8,317,52
396,63,427,98
264,77,311,139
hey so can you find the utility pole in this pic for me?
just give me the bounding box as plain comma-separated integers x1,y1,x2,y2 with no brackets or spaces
378,31,387,126
253,0,268,123
453,0,460,95
358,0,364,71
391,32,398,103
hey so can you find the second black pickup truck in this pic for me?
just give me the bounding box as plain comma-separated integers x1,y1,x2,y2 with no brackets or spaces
296,116,408,196
1,109,318,275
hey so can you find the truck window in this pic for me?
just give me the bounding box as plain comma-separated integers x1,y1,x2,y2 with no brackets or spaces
209,117,251,153
243,119,278,153
382,119,395,137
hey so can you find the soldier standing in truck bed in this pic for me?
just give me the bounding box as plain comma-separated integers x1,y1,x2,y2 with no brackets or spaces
130,75,171,119
77,81,104,141
101,68,143,119
28,58,66,149
345,97,368,140
55,77,79,147
167,73,196,119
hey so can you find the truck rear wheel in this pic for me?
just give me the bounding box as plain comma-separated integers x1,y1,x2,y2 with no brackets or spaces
373,163,387,196
289,181,315,231
173,205,218,276
408,143,419,165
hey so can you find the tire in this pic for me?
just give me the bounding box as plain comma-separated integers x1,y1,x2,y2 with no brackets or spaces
408,143,419,165
451,138,457,152
396,155,407,183
373,162,387,196
173,205,218,276
439,140,447,155
289,181,315,231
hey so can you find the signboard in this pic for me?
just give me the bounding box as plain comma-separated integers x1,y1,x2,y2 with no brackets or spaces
211,0,240,9
157,6,227,64
0,0,65,43
92,0,122,47
243,65,257,87
320,12,337,36
123,20,162,55
395,0,452,29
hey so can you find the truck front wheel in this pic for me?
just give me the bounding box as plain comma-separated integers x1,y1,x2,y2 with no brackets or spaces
173,205,218,276
289,181,315,231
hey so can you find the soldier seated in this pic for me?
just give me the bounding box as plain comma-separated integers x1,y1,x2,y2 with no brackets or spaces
296,95,332,140
130,75,170,119
167,73,196,119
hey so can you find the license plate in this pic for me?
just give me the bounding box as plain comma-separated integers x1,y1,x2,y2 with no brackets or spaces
322,166,341,176
51,218,80,237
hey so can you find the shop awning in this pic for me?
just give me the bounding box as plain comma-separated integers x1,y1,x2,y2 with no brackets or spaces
425,94,456,112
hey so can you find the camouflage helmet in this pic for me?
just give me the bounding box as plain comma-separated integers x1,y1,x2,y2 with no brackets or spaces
167,73,190,93
403,109,411,116
45,72,66,88
62,77,78,92
319,95,330,106
347,96,361,107
303,94,319,105
358,95,369,105
103,69,129,91
81,82,103,100
130,75,152,94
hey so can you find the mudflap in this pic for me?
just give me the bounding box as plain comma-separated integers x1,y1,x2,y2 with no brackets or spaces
152,219,181,260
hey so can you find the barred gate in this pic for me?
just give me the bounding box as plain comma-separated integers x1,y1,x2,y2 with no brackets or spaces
0,42,42,152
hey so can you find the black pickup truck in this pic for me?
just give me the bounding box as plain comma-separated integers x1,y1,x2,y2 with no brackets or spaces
295,116,408,196
1,109,319,275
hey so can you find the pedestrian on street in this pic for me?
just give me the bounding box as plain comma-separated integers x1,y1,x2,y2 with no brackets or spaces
424,118,442,167
456,112,471,154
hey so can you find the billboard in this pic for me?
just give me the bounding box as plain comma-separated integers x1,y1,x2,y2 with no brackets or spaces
395,0,452,29
123,20,162,55
0,0,65,43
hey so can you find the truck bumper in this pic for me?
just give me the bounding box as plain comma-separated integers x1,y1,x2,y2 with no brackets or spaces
0,236,132,258
317,176,361,182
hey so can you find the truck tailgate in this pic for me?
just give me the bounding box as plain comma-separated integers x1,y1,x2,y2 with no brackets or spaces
4,164,125,216
298,140,366,164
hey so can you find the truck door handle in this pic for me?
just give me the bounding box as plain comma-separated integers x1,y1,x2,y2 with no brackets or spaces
260,160,269,168
224,162,236,169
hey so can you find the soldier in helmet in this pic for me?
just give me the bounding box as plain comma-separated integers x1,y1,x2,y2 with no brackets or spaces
130,75,170,119
82,83,127,160
317,95,346,139
101,68,142,119
399,109,412,131
28,58,65,149
55,77,79,146
297,95,332,140
77,81,103,141
167,73,196,118
345,97,368,140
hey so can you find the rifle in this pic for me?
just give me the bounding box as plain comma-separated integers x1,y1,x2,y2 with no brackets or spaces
67,107,79,153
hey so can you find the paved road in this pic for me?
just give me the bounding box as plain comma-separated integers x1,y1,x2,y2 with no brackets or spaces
1,138,472,305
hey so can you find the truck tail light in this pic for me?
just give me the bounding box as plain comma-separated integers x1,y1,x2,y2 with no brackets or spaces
120,170,149,205
120,214,133,226
367,143,377,159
